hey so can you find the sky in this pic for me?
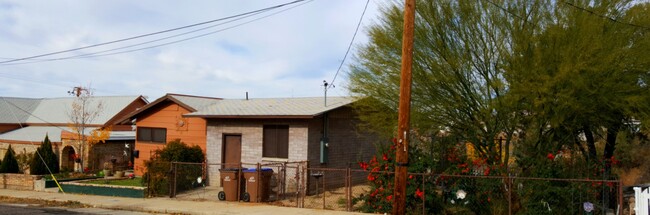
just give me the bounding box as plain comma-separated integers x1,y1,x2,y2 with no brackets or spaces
0,0,383,100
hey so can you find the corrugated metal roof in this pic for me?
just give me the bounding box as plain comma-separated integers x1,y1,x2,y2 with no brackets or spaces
0,127,135,142
169,94,221,111
186,97,356,117
108,131,135,141
0,126,67,142
26,96,141,124
0,97,41,123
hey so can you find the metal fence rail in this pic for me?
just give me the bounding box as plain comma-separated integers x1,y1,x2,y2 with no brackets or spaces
144,162,624,214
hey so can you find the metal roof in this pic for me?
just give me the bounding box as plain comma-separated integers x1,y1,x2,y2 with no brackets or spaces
0,126,67,142
0,127,135,142
0,96,142,125
27,96,142,124
108,131,135,141
0,97,41,124
169,94,221,111
186,97,356,118
117,94,221,124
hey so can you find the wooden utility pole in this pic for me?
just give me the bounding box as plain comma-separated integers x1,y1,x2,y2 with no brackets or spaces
393,0,416,214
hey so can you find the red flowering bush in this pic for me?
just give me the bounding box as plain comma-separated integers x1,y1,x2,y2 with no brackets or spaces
353,139,443,213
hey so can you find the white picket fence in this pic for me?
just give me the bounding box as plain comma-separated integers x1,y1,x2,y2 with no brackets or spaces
635,187,650,215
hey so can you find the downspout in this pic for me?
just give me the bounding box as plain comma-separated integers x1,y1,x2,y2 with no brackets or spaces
320,113,329,164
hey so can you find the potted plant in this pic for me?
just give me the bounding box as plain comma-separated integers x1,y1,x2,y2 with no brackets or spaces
103,161,112,177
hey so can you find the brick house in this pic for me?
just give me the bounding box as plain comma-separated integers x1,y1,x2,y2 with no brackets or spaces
184,97,378,187
0,96,147,172
117,94,221,175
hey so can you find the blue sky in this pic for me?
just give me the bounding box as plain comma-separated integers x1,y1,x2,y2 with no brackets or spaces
0,0,381,100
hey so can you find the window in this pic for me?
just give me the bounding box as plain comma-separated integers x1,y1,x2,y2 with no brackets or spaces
137,127,166,143
263,125,289,158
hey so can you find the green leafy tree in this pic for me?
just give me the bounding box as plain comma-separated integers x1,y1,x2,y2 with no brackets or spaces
507,0,650,164
30,135,60,175
1,145,20,173
349,0,531,166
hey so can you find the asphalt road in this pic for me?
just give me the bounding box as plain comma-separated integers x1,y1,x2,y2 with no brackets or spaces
0,203,158,215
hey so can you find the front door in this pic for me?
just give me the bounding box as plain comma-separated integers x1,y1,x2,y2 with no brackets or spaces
222,135,242,169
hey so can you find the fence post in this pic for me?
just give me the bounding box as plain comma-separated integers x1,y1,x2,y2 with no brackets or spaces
257,162,261,203
422,174,425,214
295,163,301,208
173,162,178,198
347,167,352,211
323,170,326,209
508,176,512,215
618,180,623,214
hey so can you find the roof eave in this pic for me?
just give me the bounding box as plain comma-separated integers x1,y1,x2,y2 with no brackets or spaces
185,115,314,119
116,94,195,124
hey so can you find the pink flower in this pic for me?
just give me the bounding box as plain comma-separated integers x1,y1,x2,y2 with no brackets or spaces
386,195,393,201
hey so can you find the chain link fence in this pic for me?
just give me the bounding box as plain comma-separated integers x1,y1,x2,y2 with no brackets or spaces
144,162,624,214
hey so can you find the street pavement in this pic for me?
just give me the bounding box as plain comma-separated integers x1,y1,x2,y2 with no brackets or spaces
0,203,153,214
0,189,366,215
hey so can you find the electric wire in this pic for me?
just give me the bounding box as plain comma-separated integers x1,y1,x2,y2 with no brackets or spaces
1,97,66,193
0,0,307,64
0,0,314,66
562,1,650,30
328,0,370,89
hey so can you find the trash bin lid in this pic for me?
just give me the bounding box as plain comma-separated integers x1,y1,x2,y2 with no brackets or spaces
242,168,273,173
220,168,248,172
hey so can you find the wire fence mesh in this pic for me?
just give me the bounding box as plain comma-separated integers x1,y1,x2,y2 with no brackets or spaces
144,162,625,214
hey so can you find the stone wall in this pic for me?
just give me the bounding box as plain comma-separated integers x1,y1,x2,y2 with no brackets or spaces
1,173,40,190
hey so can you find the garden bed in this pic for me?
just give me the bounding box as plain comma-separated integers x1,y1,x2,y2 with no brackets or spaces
60,178,147,198
45,176,101,188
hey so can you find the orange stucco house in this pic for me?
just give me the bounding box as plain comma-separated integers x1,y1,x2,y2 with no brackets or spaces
118,94,221,175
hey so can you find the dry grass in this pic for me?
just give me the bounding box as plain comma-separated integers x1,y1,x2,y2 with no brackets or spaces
276,184,371,211
0,196,88,208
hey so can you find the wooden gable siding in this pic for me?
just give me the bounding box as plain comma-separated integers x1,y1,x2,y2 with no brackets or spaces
106,98,148,130
133,101,206,175
0,124,21,134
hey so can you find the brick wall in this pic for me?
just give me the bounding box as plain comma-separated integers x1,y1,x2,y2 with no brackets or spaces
0,141,61,160
1,173,40,190
204,106,379,193
307,106,379,191
206,119,309,186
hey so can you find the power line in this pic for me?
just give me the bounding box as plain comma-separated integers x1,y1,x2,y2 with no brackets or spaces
1,97,67,193
0,0,307,64
482,0,527,22
328,0,370,89
562,1,650,30
0,0,314,66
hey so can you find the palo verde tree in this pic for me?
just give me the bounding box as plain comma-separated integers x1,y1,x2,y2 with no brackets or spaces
349,0,523,166
505,0,650,173
30,134,59,175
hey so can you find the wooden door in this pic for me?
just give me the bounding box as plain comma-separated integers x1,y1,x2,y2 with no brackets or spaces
222,135,242,169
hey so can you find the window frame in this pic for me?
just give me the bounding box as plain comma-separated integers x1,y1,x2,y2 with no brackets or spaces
137,127,167,144
262,125,289,159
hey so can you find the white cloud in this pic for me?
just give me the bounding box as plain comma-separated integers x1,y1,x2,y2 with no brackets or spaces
0,0,381,100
